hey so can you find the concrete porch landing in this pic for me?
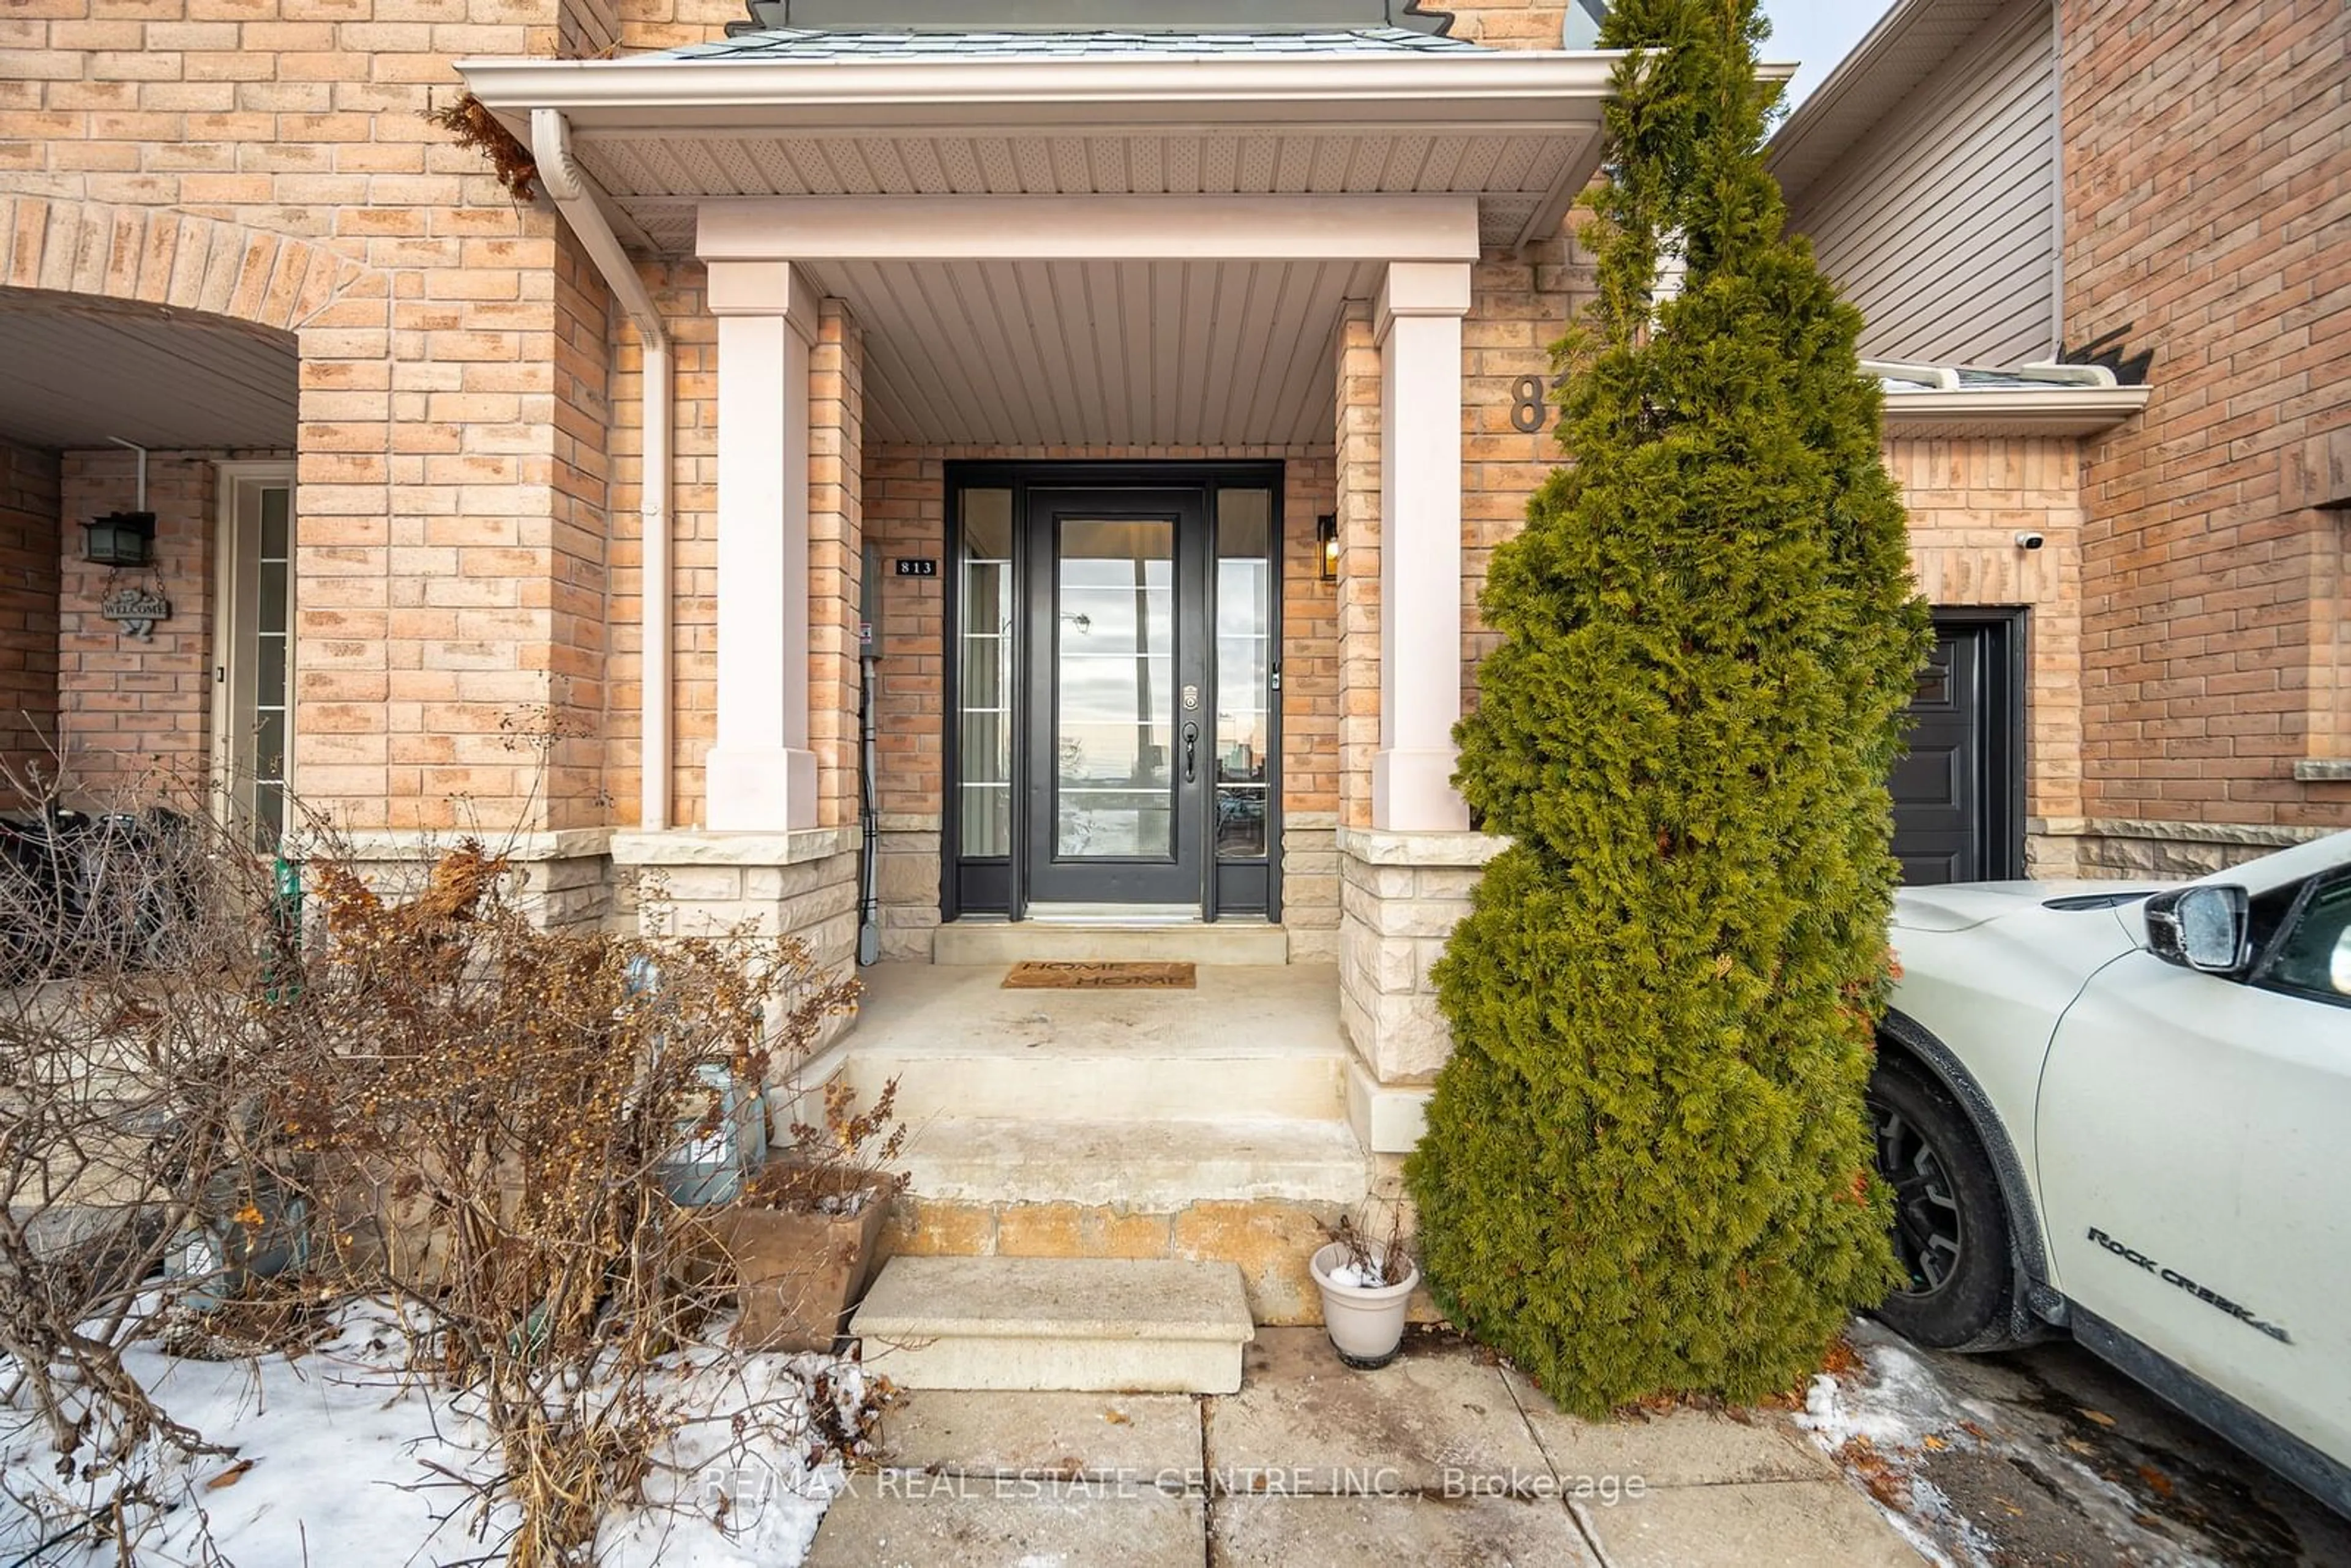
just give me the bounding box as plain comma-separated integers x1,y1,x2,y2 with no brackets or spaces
836,962,1370,1324
845,961,1348,1123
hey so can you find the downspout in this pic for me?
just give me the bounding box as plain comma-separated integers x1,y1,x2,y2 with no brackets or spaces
532,108,673,833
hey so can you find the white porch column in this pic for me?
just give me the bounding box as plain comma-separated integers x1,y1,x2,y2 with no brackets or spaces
1373,260,1473,833
705,259,819,830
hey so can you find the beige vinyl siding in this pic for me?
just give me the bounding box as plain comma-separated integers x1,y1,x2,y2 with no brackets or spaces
1786,0,2058,366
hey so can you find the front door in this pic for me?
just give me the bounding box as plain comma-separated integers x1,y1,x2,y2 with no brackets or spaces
1022,487,1208,910
943,463,1281,922
1892,614,2022,884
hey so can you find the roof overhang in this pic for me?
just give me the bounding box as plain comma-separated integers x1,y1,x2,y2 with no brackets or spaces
1879,387,2151,439
1767,0,2014,208
1869,359,2150,439
457,49,1625,255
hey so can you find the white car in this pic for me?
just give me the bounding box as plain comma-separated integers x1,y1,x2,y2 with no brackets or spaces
1874,830,2350,1512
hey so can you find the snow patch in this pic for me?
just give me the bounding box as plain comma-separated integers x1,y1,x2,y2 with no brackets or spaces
1,1299,877,1568
1795,1331,1970,1452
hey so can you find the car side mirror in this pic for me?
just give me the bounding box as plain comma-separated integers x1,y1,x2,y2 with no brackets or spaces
2145,884,2250,974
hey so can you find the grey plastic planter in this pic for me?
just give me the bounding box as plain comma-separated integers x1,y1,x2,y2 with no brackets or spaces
1308,1239,1417,1370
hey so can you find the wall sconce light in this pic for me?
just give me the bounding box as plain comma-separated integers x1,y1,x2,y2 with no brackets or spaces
85,437,156,568
1316,514,1338,581
82,510,156,568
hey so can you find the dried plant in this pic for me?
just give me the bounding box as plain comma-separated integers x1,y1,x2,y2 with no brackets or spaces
1,740,887,1566
1328,1198,1414,1289
259,841,860,1565
425,91,538,202
749,1079,910,1215
0,762,301,1556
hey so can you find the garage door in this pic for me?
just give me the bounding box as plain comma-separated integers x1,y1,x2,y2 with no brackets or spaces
1892,616,2021,885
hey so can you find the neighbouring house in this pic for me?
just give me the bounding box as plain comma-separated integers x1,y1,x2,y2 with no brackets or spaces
0,0,2341,1320
1774,0,2350,879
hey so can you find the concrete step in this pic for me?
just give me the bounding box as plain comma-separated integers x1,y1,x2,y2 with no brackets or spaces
931,921,1289,966
893,1115,1368,1209
850,1255,1256,1392
850,1043,1341,1123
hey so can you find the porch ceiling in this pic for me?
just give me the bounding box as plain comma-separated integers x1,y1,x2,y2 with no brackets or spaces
0,287,297,452
807,255,1379,447
575,124,1589,255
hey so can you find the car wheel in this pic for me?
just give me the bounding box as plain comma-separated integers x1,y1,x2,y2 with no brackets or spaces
1865,1055,2016,1350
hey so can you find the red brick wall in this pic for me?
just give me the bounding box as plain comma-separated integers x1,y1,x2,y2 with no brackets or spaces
2061,0,2351,832
55,449,214,806
2,0,634,835
1446,2,1572,47
0,440,61,789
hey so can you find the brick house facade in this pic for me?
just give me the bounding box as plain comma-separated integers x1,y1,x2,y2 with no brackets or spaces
1,0,2338,1297
1777,0,2351,876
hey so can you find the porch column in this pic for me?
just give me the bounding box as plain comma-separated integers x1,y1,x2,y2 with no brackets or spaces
1373,260,1472,832
705,259,819,831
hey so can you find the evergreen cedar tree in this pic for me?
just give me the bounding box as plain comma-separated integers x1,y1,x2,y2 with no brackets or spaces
1403,0,1934,1415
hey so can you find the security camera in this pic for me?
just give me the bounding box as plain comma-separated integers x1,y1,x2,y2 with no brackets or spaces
2014,531,2045,550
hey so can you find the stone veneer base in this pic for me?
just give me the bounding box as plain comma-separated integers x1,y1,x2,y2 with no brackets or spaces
2031,816,2337,879
1336,825,1505,1090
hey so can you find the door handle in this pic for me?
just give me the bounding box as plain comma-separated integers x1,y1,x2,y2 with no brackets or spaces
1182,722,1199,784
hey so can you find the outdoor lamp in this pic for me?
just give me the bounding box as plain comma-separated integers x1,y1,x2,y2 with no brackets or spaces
82,511,157,568
1317,514,1338,581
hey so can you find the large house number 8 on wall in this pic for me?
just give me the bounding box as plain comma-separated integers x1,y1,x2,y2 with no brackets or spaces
1510,372,1573,434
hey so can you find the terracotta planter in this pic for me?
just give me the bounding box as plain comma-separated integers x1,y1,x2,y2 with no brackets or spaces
1308,1240,1417,1370
718,1170,892,1352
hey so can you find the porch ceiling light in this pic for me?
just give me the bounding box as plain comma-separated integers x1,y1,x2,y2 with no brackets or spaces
1317,514,1338,581
82,511,156,569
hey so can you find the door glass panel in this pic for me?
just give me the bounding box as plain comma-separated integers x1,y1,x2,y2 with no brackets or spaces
1056,517,1175,858
958,489,1014,857
249,484,293,853
1213,490,1272,860
260,486,290,558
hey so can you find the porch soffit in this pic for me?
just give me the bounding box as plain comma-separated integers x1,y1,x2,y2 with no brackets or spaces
0,287,296,451
813,254,1384,448
699,197,1468,448
459,50,1619,256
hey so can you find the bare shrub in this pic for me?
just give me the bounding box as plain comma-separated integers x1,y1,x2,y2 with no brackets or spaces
1,743,881,1566
260,840,861,1566
0,767,299,1555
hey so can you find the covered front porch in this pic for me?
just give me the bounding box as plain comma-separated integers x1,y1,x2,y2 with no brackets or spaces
461,18,1618,1230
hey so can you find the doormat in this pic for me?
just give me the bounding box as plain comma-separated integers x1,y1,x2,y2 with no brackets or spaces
1002,961,1197,990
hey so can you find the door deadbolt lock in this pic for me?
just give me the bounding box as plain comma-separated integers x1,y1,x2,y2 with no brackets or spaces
1182,684,1200,711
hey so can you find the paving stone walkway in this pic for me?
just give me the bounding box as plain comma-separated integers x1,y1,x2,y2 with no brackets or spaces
808,1326,1925,1566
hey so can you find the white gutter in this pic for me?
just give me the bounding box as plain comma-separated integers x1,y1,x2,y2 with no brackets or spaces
460,50,1627,127
1878,386,2148,435
533,107,673,834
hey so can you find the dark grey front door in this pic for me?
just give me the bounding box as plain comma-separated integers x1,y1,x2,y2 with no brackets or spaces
1022,486,1210,908
1893,615,2021,884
